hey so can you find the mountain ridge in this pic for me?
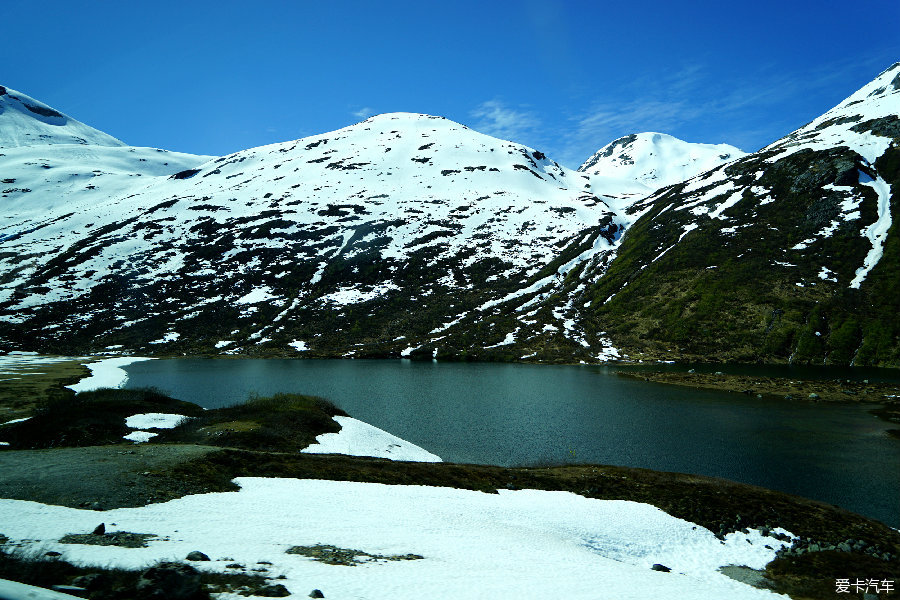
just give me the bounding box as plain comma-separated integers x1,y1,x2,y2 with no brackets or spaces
1,63,897,366
577,62,900,365
0,85,126,148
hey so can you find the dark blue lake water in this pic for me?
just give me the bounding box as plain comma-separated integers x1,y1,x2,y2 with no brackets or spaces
122,358,900,527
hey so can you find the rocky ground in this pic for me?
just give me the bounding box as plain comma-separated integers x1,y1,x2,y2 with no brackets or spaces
0,444,220,509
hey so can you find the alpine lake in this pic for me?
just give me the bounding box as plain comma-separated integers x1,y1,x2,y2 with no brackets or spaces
122,358,900,528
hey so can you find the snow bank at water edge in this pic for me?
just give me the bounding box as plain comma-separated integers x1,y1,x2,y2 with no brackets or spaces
302,416,442,462
65,357,155,393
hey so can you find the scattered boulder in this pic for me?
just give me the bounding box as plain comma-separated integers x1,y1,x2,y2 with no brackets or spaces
651,563,671,572
92,523,106,535
136,562,207,600
186,550,211,561
310,590,325,598
71,573,105,590
171,168,201,180
253,584,291,597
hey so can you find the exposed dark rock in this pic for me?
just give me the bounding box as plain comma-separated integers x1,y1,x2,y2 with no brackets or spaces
136,562,207,600
92,523,106,535
186,550,210,561
651,563,671,572
252,584,291,597
171,169,201,180
22,103,64,118
309,590,325,599
71,573,105,590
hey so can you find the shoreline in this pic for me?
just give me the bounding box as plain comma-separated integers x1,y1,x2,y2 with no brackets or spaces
1,361,898,597
614,369,900,439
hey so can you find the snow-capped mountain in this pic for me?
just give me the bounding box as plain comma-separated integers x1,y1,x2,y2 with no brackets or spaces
0,86,125,148
0,98,625,358
578,132,745,218
3,62,896,366
579,62,900,365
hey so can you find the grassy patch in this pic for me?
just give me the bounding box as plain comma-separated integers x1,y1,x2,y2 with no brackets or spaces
0,387,345,453
0,359,89,421
766,550,900,599
157,393,347,452
286,543,423,566
59,531,157,548
0,387,204,449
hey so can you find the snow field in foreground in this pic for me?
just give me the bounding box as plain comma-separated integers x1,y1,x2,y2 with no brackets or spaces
301,416,442,462
0,478,792,600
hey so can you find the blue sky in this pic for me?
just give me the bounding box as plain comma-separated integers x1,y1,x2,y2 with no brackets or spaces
5,0,899,167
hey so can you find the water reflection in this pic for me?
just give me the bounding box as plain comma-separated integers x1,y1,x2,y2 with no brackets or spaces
123,358,900,526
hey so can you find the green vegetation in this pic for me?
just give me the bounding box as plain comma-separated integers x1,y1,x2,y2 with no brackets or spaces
583,145,900,367
0,387,203,449
0,388,345,453
286,544,423,566
60,531,157,548
159,393,346,451
0,359,88,421
0,543,272,599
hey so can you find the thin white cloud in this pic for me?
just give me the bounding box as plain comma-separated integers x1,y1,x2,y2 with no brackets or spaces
555,59,876,166
352,107,375,119
470,100,541,142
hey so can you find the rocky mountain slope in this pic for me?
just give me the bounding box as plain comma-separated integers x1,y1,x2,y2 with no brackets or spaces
1,62,897,366
0,98,626,359
579,62,900,365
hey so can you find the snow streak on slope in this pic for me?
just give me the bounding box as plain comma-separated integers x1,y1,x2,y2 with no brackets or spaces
616,62,899,288
0,85,125,148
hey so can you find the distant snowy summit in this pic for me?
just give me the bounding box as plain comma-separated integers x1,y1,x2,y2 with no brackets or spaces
0,85,125,148
579,132,745,191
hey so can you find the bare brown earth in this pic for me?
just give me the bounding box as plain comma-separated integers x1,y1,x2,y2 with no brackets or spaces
0,444,219,509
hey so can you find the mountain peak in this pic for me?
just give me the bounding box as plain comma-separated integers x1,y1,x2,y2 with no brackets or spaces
763,61,899,162
0,85,125,149
578,132,745,191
